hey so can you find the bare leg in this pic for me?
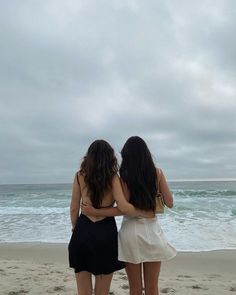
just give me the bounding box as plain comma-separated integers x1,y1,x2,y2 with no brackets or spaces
125,263,142,295
75,271,93,295
143,262,161,295
94,273,113,295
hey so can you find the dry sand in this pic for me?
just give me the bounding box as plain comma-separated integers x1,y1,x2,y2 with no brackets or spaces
0,243,235,294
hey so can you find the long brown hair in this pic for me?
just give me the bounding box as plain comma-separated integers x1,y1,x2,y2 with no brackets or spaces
80,140,118,208
120,136,157,211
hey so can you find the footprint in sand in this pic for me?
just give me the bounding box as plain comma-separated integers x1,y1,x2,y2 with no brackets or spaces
53,286,66,291
188,284,209,290
230,286,236,292
161,287,176,293
192,285,201,289
49,270,63,274
121,284,129,290
0,269,6,276
27,268,36,272
43,263,53,266
63,277,73,282
8,290,29,295
176,274,194,282
207,274,222,279
177,274,192,278
47,286,66,293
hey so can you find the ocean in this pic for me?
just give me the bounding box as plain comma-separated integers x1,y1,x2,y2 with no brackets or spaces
0,181,236,252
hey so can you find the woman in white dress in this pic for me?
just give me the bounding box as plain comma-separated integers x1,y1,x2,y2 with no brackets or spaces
82,136,176,295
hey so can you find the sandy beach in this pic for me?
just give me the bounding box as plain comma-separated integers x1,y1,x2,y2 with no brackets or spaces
0,243,235,294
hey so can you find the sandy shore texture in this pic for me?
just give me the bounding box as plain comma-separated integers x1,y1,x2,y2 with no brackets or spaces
0,243,235,295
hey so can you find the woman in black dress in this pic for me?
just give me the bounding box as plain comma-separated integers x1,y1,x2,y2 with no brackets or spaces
68,139,151,295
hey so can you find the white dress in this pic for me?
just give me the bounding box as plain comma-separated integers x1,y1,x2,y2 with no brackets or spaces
118,215,176,264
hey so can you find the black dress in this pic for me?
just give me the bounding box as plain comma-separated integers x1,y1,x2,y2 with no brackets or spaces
68,213,125,275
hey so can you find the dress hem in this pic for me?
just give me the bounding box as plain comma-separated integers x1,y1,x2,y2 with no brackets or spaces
70,265,125,275
118,252,177,264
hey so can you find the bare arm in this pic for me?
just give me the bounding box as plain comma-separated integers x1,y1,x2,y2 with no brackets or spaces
158,168,173,208
70,173,81,229
81,203,154,218
81,175,154,218
113,175,155,216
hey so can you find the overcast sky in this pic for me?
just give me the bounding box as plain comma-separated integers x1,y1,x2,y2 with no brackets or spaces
0,0,236,184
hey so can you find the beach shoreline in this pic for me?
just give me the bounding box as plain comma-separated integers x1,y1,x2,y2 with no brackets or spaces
0,243,235,294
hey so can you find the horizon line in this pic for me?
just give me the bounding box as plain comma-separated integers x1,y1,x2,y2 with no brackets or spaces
1,178,236,186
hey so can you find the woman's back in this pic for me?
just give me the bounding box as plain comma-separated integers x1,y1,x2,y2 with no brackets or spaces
78,173,115,222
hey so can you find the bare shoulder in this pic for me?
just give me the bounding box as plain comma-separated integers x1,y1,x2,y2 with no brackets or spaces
76,171,84,180
156,167,164,179
112,174,121,186
156,167,161,172
112,174,120,182
112,174,124,196
75,171,86,185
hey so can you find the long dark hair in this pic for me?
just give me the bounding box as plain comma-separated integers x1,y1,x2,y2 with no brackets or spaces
119,136,157,211
80,140,118,208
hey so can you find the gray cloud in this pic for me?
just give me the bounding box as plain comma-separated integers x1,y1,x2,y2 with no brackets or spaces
0,0,236,183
